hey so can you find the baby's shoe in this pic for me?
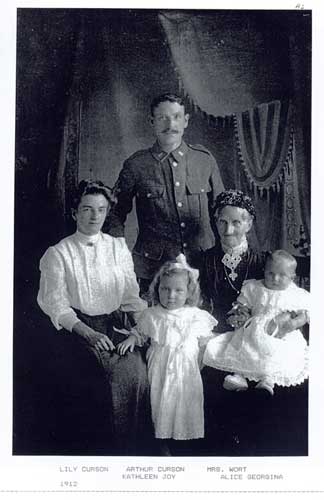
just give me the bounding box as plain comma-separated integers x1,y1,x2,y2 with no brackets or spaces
223,373,248,391
255,378,274,396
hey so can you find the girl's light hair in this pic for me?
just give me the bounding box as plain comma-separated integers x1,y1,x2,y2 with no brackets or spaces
149,254,201,307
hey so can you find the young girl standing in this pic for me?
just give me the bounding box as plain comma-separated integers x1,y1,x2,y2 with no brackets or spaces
203,250,310,395
118,254,217,441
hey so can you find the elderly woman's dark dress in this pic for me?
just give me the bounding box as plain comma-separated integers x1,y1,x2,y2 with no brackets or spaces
199,190,308,456
200,242,265,333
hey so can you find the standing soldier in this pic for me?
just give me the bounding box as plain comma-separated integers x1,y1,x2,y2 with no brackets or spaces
106,93,224,294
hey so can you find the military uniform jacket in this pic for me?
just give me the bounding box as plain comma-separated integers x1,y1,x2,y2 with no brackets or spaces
106,140,224,279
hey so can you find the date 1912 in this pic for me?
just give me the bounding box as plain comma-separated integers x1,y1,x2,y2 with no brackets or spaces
60,481,78,488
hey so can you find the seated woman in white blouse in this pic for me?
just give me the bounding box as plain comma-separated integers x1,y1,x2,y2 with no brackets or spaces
37,179,150,455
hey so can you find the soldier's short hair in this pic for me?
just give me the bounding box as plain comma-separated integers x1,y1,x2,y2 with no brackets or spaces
150,93,186,116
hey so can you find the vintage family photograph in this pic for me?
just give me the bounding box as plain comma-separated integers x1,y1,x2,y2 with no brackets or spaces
13,7,312,463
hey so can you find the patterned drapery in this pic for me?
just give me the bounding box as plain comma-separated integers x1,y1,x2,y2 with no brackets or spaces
56,11,310,256
233,100,293,198
159,11,310,255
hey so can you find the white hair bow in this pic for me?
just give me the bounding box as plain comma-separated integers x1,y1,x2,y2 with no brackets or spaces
174,253,199,280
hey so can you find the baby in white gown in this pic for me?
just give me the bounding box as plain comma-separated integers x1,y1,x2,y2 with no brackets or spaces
118,254,218,440
203,250,310,395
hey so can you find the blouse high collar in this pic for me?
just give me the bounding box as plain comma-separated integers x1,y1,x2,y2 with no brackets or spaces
221,237,248,256
75,230,101,246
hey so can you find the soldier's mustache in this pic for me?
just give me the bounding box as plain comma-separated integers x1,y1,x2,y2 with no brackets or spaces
162,128,179,134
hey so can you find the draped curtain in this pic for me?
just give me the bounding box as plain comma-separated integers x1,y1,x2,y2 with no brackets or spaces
54,10,310,255
159,11,310,255
233,100,292,198
233,100,307,255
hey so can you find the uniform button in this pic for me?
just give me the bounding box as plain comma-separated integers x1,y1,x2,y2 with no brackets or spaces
183,242,188,248
177,202,183,208
180,222,186,228
146,193,152,198
144,252,149,257
175,181,180,187
201,188,205,192
172,161,178,167
178,150,184,156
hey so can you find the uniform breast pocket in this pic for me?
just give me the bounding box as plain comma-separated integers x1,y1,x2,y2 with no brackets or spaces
137,183,164,201
136,183,165,218
186,180,211,220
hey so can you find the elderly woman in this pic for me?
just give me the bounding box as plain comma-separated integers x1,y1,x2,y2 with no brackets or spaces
199,189,308,456
200,189,265,332
37,179,151,455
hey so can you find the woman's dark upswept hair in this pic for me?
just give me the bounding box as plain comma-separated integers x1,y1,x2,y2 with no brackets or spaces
213,189,256,220
72,179,116,210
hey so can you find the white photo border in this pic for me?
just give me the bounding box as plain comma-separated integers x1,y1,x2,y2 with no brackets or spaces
1,0,323,497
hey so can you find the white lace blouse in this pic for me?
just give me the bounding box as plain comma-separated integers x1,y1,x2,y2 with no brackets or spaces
37,231,147,332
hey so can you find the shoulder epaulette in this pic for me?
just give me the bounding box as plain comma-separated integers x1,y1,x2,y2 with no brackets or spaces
188,143,212,155
125,148,150,162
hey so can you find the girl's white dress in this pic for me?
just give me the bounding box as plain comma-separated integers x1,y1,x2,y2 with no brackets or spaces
203,279,310,387
136,305,217,440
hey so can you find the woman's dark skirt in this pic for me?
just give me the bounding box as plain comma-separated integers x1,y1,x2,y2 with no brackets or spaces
45,309,153,455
